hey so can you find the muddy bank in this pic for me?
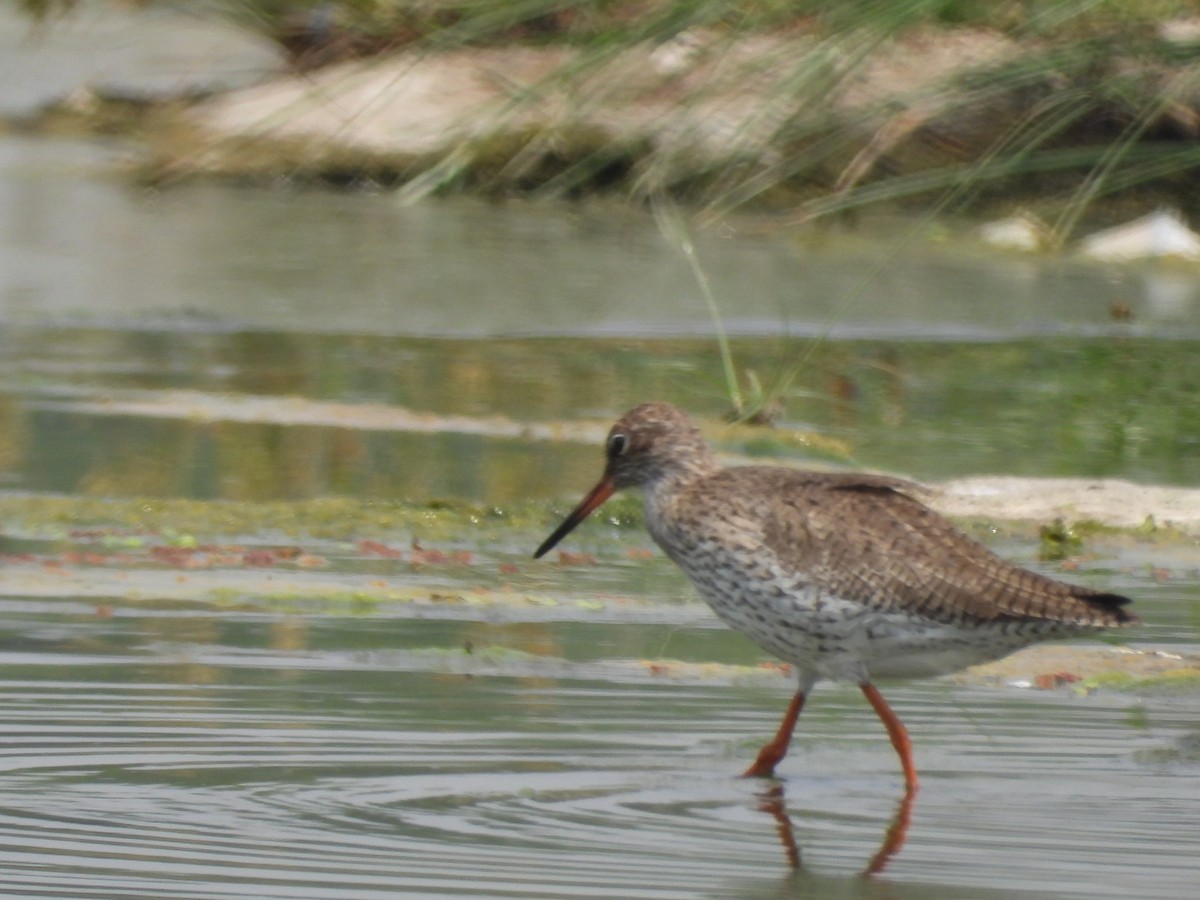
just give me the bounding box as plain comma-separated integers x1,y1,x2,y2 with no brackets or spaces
5,1,1200,226
12,8,1194,223
176,28,1021,192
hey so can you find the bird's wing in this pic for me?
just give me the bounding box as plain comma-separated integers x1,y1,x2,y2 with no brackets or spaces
755,473,1134,627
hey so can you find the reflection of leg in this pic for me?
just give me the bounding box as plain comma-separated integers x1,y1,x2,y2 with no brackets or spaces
742,690,806,778
755,783,801,870
859,682,919,792
863,786,917,877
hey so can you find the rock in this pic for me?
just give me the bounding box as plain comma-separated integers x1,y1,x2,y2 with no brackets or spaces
1159,17,1200,47
1078,209,1200,262
978,212,1049,251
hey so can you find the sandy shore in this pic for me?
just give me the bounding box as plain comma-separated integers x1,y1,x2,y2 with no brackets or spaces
933,476,1200,534
151,19,1193,210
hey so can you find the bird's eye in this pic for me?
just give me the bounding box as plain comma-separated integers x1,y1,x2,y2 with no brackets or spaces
607,432,629,458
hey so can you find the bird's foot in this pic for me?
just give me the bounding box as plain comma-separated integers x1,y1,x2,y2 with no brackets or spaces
741,747,784,779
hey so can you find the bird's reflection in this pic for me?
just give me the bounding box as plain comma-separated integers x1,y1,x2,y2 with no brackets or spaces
863,787,916,876
755,783,803,869
754,782,917,875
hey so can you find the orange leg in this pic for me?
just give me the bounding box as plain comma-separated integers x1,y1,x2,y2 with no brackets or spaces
860,682,919,792
743,690,806,778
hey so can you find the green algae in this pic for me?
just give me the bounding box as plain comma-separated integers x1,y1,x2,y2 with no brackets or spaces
0,493,566,543
1038,518,1084,561
1079,667,1200,695
1,488,1194,566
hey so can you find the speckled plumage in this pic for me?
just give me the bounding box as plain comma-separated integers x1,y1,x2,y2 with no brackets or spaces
535,402,1138,787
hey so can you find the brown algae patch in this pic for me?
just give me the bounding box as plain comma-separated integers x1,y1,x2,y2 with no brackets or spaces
3,541,1192,693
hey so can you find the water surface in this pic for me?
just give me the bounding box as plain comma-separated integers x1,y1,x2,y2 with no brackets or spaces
0,544,1196,899
1,128,1199,898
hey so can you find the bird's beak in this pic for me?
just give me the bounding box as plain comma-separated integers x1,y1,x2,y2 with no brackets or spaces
533,476,616,559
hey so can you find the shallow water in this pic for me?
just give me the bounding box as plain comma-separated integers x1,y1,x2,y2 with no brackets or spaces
3,134,1200,342
6,328,1200,501
2,121,1200,897
0,550,1197,899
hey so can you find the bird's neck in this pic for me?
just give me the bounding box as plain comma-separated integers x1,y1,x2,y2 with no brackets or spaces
640,462,714,547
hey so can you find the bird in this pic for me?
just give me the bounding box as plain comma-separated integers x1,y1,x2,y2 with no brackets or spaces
534,402,1138,791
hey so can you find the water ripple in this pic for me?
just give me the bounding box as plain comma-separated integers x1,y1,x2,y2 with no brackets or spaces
0,565,1197,900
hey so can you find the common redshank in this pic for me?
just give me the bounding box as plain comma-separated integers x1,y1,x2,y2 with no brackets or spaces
534,402,1137,790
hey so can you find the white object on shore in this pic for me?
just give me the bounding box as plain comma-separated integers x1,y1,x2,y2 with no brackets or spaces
1078,209,1200,262
978,213,1048,251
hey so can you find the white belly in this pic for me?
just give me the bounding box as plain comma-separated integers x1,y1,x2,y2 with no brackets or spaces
690,574,1077,685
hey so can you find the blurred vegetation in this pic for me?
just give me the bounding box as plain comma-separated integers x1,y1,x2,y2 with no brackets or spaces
13,1,1200,229
14,2,1193,52
9,4,1200,426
